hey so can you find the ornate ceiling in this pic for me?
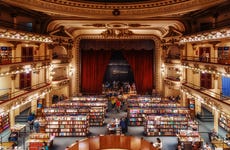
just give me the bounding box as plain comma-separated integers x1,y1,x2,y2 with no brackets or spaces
1,0,228,39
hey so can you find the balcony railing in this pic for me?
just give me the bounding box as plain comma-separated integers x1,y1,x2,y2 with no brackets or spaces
0,20,34,33
52,54,71,63
165,76,180,82
182,82,230,101
0,82,50,102
0,55,50,65
182,56,230,65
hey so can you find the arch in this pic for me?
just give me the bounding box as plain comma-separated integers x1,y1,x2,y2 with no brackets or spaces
71,34,162,95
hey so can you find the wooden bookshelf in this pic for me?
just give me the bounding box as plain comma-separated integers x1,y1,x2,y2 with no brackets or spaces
144,115,188,136
27,133,54,150
45,115,89,137
90,106,105,126
0,112,9,133
219,114,230,132
128,106,190,126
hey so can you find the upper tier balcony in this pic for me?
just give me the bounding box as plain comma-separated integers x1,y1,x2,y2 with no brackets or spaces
0,55,50,66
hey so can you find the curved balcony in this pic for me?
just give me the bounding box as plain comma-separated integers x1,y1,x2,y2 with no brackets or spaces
0,55,50,66
182,82,230,113
52,54,71,64
182,56,230,65
0,82,51,105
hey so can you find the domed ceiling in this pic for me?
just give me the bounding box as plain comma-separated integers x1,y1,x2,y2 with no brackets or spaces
1,0,228,39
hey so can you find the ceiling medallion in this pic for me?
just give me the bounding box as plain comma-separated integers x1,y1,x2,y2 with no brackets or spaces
101,29,133,38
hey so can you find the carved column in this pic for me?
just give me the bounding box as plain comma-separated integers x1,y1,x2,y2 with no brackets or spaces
31,98,37,115
213,110,220,134
10,108,15,127
10,74,16,95
195,99,202,116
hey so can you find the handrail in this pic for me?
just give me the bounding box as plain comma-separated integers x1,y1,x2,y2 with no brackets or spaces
182,56,230,65
183,19,230,35
182,82,230,101
0,55,50,65
0,82,50,102
0,20,34,33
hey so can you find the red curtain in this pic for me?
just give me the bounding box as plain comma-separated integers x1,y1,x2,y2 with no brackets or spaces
123,50,153,94
81,50,111,94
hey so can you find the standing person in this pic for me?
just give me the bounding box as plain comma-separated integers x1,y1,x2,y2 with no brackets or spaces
203,142,211,150
33,119,40,133
124,116,129,133
115,99,121,113
27,112,35,132
119,118,126,134
153,138,162,150
42,142,49,150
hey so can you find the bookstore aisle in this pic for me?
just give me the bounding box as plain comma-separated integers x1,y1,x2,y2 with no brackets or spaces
49,108,225,150
0,107,227,150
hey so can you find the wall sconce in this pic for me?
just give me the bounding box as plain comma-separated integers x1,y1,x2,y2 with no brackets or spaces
69,65,74,76
161,64,165,74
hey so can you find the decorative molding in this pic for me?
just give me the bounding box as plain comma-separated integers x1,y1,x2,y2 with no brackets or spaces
101,29,133,38
74,34,161,94
3,0,225,18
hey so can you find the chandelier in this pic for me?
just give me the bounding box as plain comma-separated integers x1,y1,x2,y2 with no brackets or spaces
101,28,133,38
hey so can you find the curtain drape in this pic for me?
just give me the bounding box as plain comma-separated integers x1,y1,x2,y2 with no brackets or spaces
81,50,111,94
122,50,153,94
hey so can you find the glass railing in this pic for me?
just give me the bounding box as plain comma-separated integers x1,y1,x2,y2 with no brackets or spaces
0,82,50,101
182,82,230,101
0,55,50,65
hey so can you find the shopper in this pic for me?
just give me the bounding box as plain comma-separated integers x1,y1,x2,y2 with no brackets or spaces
119,118,126,134
203,142,211,150
42,142,49,150
115,99,121,113
27,112,35,132
153,138,162,150
33,119,40,133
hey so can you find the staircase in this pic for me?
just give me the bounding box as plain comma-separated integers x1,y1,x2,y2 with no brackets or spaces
197,114,214,122
15,115,28,123
15,108,30,124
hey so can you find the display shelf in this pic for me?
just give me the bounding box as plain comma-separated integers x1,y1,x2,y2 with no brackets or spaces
0,112,9,133
177,130,202,142
89,106,105,126
219,114,230,132
144,115,188,136
45,115,89,137
128,107,190,126
43,107,90,116
72,96,108,110
53,99,106,126
27,133,54,150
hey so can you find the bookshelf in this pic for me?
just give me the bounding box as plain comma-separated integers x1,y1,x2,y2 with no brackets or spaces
51,100,106,126
89,106,105,126
43,106,90,116
27,133,54,150
144,115,188,136
128,106,189,126
219,114,230,132
0,112,9,133
45,115,89,137
177,130,203,150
